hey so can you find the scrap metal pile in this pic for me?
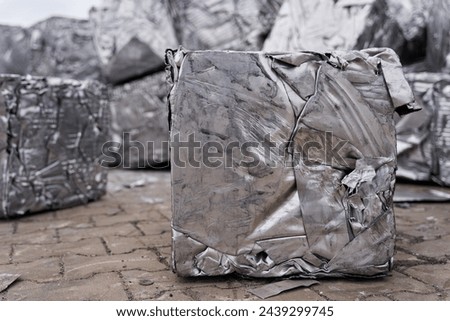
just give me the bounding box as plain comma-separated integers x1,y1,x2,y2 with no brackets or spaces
0,0,448,278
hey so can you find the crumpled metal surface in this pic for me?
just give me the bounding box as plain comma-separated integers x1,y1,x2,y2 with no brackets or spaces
0,24,31,75
167,0,283,51
425,0,450,71
263,0,428,65
110,71,169,168
90,0,178,84
396,73,450,186
167,48,417,278
0,18,102,81
28,17,103,81
0,75,109,218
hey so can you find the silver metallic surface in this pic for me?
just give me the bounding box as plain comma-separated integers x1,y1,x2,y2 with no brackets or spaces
0,75,109,218
168,0,283,51
263,0,428,65
396,73,450,186
167,48,417,278
110,71,169,167
425,0,450,71
0,18,102,81
249,280,319,299
90,0,178,84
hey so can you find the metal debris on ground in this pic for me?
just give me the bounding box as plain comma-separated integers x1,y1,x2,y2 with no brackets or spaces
248,279,319,299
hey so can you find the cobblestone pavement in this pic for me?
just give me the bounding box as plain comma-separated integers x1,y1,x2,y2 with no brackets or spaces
0,169,449,301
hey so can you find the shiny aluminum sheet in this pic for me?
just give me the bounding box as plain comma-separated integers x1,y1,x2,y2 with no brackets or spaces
0,75,109,218
90,0,178,84
168,0,283,51
396,73,450,186
263,0,428,65
110,71,169,168
167,48,417,277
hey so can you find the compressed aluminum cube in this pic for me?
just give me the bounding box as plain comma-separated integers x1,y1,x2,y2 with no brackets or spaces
90,0,178,84
167,48,417,277
397,73,450,186
0,25,31,75
264,0,428,65
0,75,109,218
168,0,283,50
425,0,450,71
109,71,169,168
0,18,102,81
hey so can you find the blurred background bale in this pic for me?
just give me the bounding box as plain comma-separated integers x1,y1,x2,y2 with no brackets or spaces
0,75,109,218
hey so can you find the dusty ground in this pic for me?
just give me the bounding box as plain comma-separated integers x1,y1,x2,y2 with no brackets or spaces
0,169,449,301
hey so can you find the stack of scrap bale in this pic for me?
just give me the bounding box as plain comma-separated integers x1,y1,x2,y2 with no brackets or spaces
0,0,448,277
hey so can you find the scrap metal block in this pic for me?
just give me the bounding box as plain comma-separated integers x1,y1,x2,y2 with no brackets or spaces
264,0,429,65
168,0,283,50
109,72,169,168
0,75,109,218
397,73,450,186
90,0,178,84
0,18,102,81
167,48,417,277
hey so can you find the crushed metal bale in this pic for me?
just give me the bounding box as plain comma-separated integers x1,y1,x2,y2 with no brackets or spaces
166,48,418,278
0,75,109,218
396,72,450,186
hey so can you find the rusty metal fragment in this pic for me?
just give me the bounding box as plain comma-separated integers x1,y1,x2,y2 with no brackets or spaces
167,48,417,278
396,73,450,186
109,72,169,168
0,75,109,218
90,0,177,84
168,0,283,50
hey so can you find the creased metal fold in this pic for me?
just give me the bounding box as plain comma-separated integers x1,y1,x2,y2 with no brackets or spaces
167,48,417,278
0,74,109,218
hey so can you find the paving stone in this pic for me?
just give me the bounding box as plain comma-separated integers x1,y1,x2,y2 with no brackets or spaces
136,221,171,236
390,291,442,301
363,295,392,301
403,264,450,290
6,273,127,300
1,229,58,245
103,235,148,255
313,272,435,300
15,219,91,234
406,235,450,259
92,209,165,227
0,245,11,264
13,238,107,263
185,286,239,301
155,290,194,301
0,257,61,282
58,223,141,243
63,250,166,280
0,221,14,235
